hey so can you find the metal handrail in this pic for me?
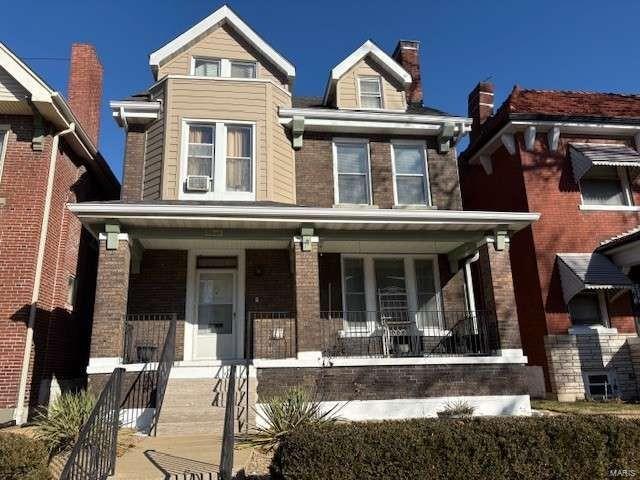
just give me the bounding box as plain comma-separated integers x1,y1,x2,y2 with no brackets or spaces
61,368,124,480
151,314,177,436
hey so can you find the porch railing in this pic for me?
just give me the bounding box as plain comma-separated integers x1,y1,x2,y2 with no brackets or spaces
61,368,123,480
250,311,296,359
319,310,500,359
122,313,177,364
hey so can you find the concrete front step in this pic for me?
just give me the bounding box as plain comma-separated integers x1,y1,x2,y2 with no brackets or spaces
155,420,225,436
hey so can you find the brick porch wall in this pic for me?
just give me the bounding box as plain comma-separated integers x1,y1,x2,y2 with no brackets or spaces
292,241,322,353
256,364,528,401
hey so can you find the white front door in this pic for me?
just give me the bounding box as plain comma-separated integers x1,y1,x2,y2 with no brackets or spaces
194,270,237,360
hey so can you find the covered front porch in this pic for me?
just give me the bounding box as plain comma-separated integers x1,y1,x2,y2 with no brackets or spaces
71,202,537,370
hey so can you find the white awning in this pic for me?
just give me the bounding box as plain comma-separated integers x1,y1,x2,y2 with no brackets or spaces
557,253,632,304
569,143,640,181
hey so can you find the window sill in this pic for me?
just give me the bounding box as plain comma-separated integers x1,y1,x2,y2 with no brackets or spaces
393,204,437,210
333,204,379,209
579,204,640,212
568,325,618,335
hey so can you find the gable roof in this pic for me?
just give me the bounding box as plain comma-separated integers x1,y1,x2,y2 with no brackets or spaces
149,5,295,82
322,40,412,105
0,42,119,193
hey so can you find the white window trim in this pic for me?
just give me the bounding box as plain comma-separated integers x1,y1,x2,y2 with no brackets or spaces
390,139,432,207
579,166,634,208
179,118,256,201
339,253,442,335
191,57,258,79
332,137,373,206
357,76,384,111
0,126,10,184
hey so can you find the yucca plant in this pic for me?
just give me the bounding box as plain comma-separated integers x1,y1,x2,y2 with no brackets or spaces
238,387,342,452
436,399,475,418
34,390,96,456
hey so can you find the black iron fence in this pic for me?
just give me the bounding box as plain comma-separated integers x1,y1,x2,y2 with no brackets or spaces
60,368,123,480
250,311,296,359
151,315,176,436
122,313,177,364
319,310,500,359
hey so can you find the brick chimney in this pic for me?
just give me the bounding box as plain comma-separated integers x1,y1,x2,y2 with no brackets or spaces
468,82,494,142
392,40,422,106
67,43,103,147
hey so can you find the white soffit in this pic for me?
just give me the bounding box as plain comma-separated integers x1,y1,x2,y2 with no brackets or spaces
148,5,295,81
323,40,412,104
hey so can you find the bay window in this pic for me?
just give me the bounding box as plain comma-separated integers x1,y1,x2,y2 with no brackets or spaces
181,121,254,200
333,139,371,205
392,141,431,205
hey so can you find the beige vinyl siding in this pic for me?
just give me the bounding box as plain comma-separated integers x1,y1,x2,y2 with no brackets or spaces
336,56,406,110
142,83,166,199
157,23,288,89
162,77,295,202
0,66,28,102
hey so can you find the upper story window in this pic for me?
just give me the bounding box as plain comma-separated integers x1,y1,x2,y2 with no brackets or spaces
568,292,607,326
333,139,372,205
391,141,431,206
192,57,257,79
580,166,633,207
193,58,221,77
230,60,256,78
358,76,382,109
181,121,254,200
0,128,7,182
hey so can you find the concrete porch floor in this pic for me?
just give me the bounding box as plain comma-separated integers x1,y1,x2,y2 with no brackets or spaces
111,434,256,480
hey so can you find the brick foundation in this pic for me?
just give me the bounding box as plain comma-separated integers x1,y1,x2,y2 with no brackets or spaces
545,332,639,401
256,364,528,401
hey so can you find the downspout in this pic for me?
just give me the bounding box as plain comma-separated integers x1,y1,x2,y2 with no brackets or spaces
15,123,76,424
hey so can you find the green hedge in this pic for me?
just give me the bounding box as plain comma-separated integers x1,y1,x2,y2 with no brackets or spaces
0,432,50,480
271,416,640,480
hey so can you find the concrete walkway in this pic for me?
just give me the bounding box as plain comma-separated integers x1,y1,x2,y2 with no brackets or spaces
111,434,254,480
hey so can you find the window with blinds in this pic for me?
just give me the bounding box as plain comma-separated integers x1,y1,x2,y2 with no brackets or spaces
333,140,371,205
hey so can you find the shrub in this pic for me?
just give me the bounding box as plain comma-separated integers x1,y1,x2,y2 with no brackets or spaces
34,390,95,455
238,387,341,452
271,415,640,480
437,400,475,418
0,432,50,480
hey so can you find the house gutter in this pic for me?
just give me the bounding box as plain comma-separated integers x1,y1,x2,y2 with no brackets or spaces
15,123,76,425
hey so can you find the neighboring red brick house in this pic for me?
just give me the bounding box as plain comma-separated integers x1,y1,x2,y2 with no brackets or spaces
460,83,640,401
70,5,540,433
0,42,119,423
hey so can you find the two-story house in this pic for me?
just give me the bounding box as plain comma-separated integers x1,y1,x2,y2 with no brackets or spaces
71,5,539,431
0,42,119,424
460,83,640,401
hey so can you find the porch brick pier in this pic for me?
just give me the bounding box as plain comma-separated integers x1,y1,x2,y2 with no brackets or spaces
292,237,322,355
477,242,522,351
90,238,131,360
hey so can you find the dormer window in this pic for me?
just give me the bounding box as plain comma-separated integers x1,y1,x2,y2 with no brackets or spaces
192,57,257,79
358,76,382,109
193,58,221,77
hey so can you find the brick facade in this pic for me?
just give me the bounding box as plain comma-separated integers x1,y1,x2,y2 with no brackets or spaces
91,240,130,359
295,132,462,210
292,241,322,353
256,364,528,401
120,125,146,201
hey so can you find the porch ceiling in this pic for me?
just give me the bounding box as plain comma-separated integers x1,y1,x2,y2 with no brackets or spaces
69,203,539,241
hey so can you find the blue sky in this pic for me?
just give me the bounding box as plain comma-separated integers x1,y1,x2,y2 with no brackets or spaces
3,0,640,180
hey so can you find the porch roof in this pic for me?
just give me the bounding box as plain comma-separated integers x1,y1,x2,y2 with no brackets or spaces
69,201,539,238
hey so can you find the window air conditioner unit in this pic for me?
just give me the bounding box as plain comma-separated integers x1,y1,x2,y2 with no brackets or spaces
186,175,209,192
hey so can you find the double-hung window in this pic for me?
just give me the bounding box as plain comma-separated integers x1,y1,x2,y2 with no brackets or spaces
193,58,221,77
580,166,633,207
392,141,430,205
182,121,254,200
358,76,382,109
192,57,257,79
333,139,371,205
